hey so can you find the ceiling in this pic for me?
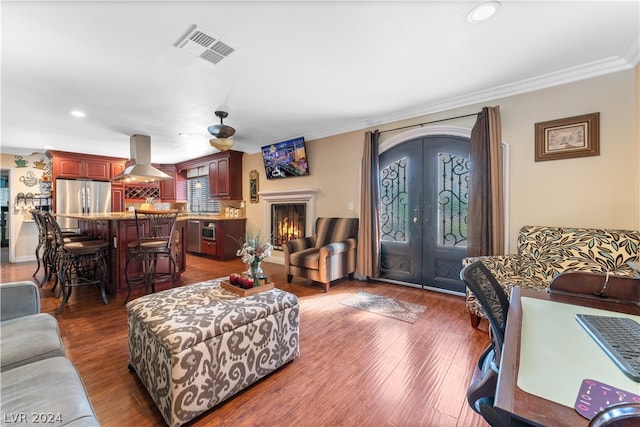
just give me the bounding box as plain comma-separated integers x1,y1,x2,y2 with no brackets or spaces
2,1,638,164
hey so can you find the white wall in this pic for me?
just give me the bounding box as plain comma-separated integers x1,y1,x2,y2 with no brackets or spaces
0,152,52,263
243,68,639,256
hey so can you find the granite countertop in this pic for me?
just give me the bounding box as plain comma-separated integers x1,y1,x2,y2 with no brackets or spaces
54,212,246,221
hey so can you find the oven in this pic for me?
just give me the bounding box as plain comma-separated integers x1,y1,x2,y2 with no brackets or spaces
202,222,216,241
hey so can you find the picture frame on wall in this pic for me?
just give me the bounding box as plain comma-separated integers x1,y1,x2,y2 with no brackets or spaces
249,169,259,203
534,112,600,162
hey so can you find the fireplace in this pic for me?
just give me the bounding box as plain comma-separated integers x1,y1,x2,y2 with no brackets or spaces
271,204,306,250
259,188,318,259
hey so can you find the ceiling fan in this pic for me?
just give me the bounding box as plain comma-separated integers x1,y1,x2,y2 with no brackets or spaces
208,110,236,151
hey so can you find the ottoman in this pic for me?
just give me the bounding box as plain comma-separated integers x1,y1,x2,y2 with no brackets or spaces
126,279,300,427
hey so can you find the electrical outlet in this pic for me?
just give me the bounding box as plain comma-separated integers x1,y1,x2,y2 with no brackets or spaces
348,202,354,210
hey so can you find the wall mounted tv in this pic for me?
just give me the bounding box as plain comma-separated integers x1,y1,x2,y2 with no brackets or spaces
261,137,310,180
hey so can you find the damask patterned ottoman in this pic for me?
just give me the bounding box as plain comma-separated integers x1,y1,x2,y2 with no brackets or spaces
126,279,300,427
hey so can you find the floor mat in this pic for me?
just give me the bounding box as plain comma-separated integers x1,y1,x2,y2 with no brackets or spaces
340,291,427,324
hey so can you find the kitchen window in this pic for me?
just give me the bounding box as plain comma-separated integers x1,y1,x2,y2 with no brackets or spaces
187,168,220,214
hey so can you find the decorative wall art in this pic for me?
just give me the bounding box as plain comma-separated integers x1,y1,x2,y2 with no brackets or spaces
19,170,40,187
535,112,600,161
33,158,47,170
249,170,259,203
14,156,28,168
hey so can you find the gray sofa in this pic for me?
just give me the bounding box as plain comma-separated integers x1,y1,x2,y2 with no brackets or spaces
0,281,100,426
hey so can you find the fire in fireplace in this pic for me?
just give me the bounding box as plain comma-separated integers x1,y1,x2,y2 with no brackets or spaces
271,203,306,249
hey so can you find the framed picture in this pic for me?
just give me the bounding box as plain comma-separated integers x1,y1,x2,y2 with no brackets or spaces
249,170,259,203
535,112,599,162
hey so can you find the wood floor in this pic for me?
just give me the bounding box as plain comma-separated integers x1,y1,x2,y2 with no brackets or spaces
1,254,490,427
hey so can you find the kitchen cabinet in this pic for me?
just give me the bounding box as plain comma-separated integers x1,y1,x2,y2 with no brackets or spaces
111,161,126,183
175,170,187,202
51,155,109,180
111,187,125,212
110,161,126,212
208,150,243,200
201,240,217,256
201,218,246,260
157,164,176,201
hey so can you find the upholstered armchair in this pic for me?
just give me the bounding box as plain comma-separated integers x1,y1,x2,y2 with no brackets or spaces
284,217,359,292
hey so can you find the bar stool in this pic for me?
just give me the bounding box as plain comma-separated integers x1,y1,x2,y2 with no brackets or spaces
44,212,110,314
124,209,179,303
38,211,100,292
31,210,93,287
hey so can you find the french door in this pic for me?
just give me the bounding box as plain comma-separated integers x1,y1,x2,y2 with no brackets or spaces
379,135,469,293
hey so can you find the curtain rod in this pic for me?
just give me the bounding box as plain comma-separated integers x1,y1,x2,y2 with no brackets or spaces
379,111,480,134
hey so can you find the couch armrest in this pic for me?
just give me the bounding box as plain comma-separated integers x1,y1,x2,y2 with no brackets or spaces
319,238,357,258
0,281,41,321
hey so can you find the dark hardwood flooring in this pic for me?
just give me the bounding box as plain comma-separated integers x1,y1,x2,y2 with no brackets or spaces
1,254,489,427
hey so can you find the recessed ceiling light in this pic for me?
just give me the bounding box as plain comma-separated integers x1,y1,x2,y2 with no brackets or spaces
467,1,501,23
70,110,86,118
179,132,192,137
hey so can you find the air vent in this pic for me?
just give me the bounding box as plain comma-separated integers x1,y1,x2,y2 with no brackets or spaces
175,25,235,65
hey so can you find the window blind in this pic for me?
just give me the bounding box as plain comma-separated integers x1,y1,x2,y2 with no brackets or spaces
187,169,220,214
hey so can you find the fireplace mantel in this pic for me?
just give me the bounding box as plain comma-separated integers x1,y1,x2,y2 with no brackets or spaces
259,188,319,200
259,189,318,261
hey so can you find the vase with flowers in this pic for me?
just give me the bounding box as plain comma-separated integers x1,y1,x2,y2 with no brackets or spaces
235,231,273,281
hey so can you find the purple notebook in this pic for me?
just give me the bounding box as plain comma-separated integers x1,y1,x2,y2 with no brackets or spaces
574,379,640,419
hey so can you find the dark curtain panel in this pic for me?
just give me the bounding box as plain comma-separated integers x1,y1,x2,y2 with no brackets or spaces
356,130,381,278
467,106,505,257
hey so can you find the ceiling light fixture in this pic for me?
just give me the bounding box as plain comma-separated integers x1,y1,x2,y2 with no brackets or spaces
179,132,192,138
208,111,236,151
70,110,86,118
467,1,501,23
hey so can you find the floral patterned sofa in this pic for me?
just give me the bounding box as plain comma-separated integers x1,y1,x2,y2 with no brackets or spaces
462,225,640,327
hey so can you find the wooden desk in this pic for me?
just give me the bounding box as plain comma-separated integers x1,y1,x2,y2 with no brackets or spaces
496,287,640,426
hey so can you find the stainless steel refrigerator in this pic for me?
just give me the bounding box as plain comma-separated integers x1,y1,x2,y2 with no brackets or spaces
55,179,111,230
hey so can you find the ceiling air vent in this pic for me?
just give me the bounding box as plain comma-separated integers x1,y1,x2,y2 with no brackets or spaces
175,25,235,65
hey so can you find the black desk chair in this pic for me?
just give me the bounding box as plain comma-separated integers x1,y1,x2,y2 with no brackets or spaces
589,402,640,426
124,209,179,303
460,260,511,427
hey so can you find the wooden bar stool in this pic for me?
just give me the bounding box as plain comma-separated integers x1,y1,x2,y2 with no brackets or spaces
124,209,179,303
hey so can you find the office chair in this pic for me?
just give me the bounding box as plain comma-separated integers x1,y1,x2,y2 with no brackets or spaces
589,402,640,427
460,260,511,427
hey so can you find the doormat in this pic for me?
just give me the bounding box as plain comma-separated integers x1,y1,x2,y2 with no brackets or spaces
340,291,427,324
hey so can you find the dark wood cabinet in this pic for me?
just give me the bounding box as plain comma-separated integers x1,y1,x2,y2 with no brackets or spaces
175,170,187,202
111,161,126,181
157,164,177,202
211,219,246,260
208,151,243,200
111,187,125,212
53,156,110,180
201,240,217,256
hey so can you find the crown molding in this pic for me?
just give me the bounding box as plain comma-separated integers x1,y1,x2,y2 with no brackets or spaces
302,55,636,144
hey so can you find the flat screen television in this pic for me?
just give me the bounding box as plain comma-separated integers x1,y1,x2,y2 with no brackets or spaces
261,137,310,179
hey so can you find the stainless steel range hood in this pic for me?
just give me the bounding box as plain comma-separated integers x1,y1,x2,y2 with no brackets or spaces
112,134,171,183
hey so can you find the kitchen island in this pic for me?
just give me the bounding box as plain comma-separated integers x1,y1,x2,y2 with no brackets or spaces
55,212,246,300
